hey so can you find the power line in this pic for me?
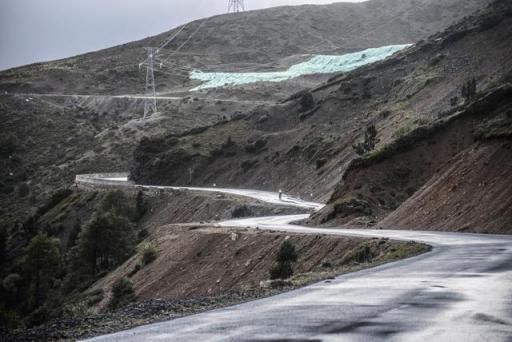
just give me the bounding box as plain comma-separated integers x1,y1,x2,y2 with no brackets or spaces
228,0,245,13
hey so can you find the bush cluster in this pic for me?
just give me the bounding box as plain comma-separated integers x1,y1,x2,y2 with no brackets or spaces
270,240,298,280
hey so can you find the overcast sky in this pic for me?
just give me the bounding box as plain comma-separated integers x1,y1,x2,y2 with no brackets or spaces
0,0,367,71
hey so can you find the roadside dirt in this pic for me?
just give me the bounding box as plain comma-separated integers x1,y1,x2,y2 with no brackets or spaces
379,140,512,233
91,225,427,311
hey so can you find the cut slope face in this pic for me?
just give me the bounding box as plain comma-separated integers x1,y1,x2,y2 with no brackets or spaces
379,140,512,233
308,84,512,233
190,44,411,90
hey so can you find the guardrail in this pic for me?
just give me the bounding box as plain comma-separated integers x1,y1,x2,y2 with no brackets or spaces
75,173,133,192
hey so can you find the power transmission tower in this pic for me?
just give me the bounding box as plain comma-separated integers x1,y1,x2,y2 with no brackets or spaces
228,0,245,13
141,47,158,119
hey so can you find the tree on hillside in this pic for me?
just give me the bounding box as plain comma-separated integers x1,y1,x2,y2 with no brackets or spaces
22,233,61,308
73,212,136,276
135,190,148,220
353,124,379,155
0,133,18,157
270,240,298,280
461,78,477,101
0,226,6,265
97,190,134,220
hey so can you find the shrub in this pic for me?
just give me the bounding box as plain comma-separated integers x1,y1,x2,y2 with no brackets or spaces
461,78,477,101
0,226,6,264
299,92,315,111
270,240,298,280
277,240,298,263
231,205,253,218
0,133,18,157
135,190,148,220
270,261,293,280
2,273,22,295
17,183,30,198
108,277,136,311
353,124,378,156
141,242,158,266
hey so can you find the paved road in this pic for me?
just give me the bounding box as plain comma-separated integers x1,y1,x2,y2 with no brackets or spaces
81,174,512,342
4,92,274,105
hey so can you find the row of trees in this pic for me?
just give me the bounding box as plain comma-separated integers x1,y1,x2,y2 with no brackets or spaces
0,190,149,328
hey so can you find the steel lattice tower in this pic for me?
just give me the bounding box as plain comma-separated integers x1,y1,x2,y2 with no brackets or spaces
228,0,245,13
141,47,157,119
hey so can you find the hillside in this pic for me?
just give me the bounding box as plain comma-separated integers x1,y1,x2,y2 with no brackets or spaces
0,0,487,234
1,0,509,337
0,0,488,96
131,0,512,233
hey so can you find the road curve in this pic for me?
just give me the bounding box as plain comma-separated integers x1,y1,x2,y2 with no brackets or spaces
80,174,512,342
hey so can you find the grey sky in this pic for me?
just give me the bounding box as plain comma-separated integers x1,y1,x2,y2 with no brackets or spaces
0,0,367,71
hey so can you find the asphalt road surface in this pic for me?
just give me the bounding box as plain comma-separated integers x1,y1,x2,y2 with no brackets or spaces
81,174,512,342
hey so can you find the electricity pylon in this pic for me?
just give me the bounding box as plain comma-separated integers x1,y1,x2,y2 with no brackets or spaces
228,0,245,13
140,47,158,119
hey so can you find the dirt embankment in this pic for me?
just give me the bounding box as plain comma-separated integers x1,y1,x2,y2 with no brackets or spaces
379,140,512,233
7,225,427,341
92,225,426,309
309,85,512,233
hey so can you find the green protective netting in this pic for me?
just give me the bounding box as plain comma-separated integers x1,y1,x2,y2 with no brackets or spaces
189,44,411,91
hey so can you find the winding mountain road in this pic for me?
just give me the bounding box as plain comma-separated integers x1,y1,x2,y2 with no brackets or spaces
81,174,512,342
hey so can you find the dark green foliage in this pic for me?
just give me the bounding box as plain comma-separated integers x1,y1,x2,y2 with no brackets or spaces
108,277,136,311
22,233,62,309
0,305,21,329
461,78,477,101
354,245,373,263
17,183,30,198
85,289,104,306
2,273,22,296
474,110,512,140
97,190,134,220
245,139,267,153
0,133,18,157
141,242,158,266
73,212,136,276
277,240,298,263
270,240,298,280
0,225,6,264
270,261,293,280
129,242,158,277
231,205,253,218
353,124,378,156
35,188,73,219
135,190,148,220
299,91,315,111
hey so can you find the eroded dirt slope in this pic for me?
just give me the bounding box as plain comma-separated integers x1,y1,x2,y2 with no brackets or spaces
309,85,512,233
379,140,512,233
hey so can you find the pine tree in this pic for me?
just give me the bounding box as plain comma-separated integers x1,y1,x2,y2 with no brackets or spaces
22,233,61,308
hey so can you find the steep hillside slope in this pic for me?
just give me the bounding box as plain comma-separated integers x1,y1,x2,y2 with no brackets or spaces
309,85,512,233
0,0,486,232
130,0,511,212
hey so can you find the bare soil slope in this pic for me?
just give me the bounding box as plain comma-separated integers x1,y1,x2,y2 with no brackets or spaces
91,225,425,310
309,85,512,233
379,140,512,233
